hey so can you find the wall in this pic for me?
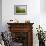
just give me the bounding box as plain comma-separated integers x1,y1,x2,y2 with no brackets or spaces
2,0,40,46
0,0,2,32
2,0,46,46
2,0,40,30
40,0,46,13
40,0,46,31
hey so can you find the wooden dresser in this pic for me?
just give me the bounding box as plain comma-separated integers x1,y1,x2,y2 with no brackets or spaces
7,23,34,46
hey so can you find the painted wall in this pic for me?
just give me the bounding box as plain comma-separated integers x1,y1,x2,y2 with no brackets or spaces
2,0,40,31
0,0,2,32
40,0,46,31
40,0,46,13
2,0,46,46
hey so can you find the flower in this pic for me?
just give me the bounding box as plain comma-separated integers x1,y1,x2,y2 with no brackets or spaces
36,25,45,41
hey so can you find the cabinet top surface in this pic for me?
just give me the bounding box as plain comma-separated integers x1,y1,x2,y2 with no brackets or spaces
7,23,34,25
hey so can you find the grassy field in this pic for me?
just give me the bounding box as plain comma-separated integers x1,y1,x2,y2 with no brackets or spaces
16,7,26,13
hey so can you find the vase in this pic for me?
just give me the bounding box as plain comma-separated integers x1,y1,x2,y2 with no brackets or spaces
39,40,45,46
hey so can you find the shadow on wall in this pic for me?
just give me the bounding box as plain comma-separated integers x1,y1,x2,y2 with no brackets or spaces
40,0,46,14
0,0,2,32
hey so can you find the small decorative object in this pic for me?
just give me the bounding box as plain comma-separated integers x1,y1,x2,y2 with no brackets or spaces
25,20,30,23
14,5,27,15
9,19,19,23
14,19,19,23
36,25,45,46
9,19,14,23
10,20,13,21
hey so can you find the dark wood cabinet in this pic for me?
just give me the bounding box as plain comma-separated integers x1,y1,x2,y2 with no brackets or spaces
7,23,34,46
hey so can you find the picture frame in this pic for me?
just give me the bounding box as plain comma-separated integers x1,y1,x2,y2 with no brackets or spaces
14,5,27,15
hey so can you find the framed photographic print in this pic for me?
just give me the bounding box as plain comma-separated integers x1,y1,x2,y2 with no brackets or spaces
14,5,27,15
